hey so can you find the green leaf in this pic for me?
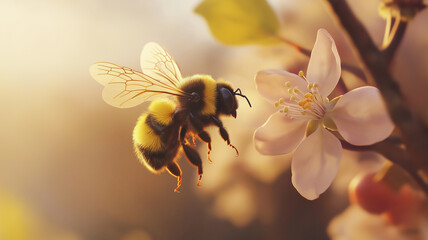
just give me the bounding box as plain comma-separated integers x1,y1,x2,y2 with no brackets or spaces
195,0,281,45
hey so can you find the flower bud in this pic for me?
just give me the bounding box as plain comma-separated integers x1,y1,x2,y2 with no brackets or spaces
379,0,426,21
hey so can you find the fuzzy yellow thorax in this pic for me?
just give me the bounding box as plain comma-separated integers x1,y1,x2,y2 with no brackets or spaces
148,99,176,125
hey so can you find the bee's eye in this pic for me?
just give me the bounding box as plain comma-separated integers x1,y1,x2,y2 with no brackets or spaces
219,87,237,113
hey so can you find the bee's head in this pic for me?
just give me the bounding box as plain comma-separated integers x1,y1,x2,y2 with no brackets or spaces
216,83,251,118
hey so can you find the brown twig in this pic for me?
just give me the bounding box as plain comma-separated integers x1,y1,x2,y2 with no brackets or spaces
341,63,367,83
276,35,312,56
325,0,428,170
341,139,428,195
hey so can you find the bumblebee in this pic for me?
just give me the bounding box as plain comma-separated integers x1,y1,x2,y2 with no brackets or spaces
90,42,251,192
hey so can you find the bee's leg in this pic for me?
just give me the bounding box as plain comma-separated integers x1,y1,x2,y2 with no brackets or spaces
166,162,182,193
192,135,197,145
198,131,212,163
188,113,213,163
180,126,203,187
189,134,197,147
210,116,239,156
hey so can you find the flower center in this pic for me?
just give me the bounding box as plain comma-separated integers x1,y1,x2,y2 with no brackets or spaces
275,71,328,120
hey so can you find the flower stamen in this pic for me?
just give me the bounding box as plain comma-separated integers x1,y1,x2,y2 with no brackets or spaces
275,77,328,121
298,70,308,82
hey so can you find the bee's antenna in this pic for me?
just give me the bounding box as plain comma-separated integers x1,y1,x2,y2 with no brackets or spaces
234,88,252,108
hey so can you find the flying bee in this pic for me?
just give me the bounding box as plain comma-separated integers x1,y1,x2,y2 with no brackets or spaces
90,42,251,192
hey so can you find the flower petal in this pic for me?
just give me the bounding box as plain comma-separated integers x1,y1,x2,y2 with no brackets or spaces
307,29,341,97
331,86,394,146
255,69,307,104
254,112,307,155
291,128,342,200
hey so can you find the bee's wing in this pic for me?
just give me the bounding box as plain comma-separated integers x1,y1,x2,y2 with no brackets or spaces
140,42,183,87
90,62,188,108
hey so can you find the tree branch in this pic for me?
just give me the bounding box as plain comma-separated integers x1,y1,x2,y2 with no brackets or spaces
325,0,428,169
341,139,428,195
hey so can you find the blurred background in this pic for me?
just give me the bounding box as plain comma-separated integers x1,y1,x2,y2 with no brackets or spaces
1,0,427,239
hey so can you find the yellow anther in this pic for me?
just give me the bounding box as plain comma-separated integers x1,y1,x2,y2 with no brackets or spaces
282,107,288,113
288,88,293,94
307,83,313,90
284,81,291,87
313,83,319,88
278,98,284,104
290,95,296,101
298,70,305,77
274,102,280,107
303,102,312,109
298,100,306,106
304,92,314,99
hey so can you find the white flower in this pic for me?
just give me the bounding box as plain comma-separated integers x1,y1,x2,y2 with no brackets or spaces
253,29,394,200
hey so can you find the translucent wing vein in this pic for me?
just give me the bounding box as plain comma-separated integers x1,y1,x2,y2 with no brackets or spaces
140,42,183,87
90,62,187,108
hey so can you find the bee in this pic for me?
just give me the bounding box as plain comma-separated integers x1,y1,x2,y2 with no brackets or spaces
90,42,251,192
